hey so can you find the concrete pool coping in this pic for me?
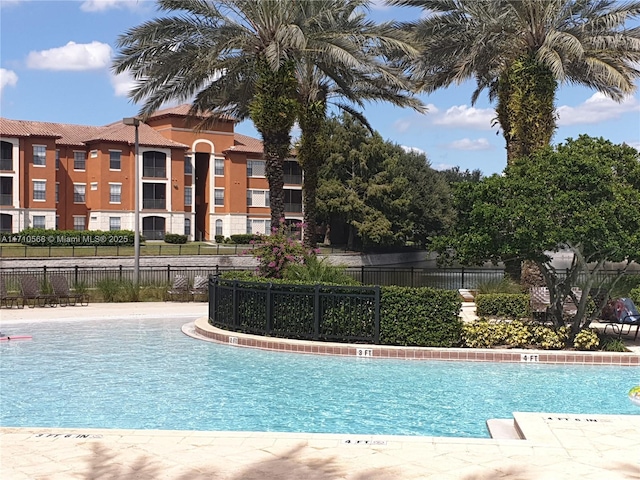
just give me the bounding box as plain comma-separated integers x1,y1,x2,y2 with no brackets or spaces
2,302,640,479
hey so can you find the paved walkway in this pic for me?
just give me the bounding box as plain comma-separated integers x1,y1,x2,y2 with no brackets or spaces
1,302,639,479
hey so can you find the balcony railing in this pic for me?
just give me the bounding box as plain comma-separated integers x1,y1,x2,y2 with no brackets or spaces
142,199,166,209
0,159,12,171
284,202,302,213
143,167,166,178
0,193,12,206
283,174,302,185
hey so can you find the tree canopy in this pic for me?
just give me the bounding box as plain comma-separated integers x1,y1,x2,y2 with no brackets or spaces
317,114,454,248
433,135,640,335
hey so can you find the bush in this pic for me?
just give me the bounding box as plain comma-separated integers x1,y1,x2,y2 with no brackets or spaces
96,278,122,302
250,231,309,278
164,233,187,244
475,293,530,319
214,235,225,244
283,256,359,285
600,336,628,352
380,286,462,347
461,320,567,349
630,287,640,306
573,328,600,351
229,234,260,244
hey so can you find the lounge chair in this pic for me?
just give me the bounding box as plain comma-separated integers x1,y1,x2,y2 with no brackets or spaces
190,275,209,302
530,286,550,321
166,275,190,302
50,275,89,306
20,275,58,308
562,287,582,316
0,277,24,308
604,297,640,340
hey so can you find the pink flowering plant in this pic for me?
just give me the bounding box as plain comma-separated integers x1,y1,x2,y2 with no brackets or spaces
251,220,309,278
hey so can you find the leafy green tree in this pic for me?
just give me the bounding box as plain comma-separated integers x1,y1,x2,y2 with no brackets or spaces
318,114,453,248
437,166,483,186
433,136,640,337
393,0,640,163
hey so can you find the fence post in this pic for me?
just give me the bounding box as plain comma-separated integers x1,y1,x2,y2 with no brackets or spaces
119,265,123,282
461,266,465,289
232,280,239,327
74,265,79,285
198,244,201,255
374,286,380,345
209,275,216,322
361,265,365,284
313,284,320,340
179,245,182,256
266,282,272,334
159,245,162,256
48,245,51,257
410,266,414,288
167,265,171,283
215,265,219,275
43,265,47,283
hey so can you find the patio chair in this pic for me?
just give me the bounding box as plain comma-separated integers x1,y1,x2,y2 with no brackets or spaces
0,276,24,309
562,287,582,316
604,297,640,340
19,275,58,308
50,275,89,306
529,286,551,321
190,275,209,302
166,275,190,302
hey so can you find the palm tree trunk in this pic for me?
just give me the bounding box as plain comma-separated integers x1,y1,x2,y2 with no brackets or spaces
249,59,298,233
496,54,557,164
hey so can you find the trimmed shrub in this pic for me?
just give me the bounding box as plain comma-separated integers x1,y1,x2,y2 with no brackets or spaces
380,286,462,347
461,320,567,350
573,328,599,351
229,234,260,244
214,235,225,244
164,233,187,244
630,287,640,306
475,293,530,319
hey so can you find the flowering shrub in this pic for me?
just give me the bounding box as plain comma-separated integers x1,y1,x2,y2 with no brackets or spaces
251,226,309,278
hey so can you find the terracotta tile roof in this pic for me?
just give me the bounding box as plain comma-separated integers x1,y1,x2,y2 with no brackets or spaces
0,118,61,138
226,132,264,154
0,117,187,149
147,103,236,122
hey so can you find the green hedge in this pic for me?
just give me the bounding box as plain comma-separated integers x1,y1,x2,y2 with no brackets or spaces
3,228,138,246
380,286,462,347
164,233,187,244
475,293,530,319
229,234,261,244
215,274,462,347
461,320,568,349
631,287,640,306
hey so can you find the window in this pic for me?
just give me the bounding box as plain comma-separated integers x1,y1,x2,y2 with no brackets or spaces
0,213,12,234
184,155,193,175
55,149,59,170
184,186,192,206
0,141,12,171
0,177,12,205
32,216,45,229
90,150,98,158
247,189,269,207
215,219,223,236
90,182,98,191
214,189,224,206
74,151,86,170
284,189,303,212
142,183,166,209
55,215,59,230
284,160,303,184
110,151,121,170
246,218,271,235
247,160,265,177
142,151,166,178
33,145,46,166
55,183,59,203
109,217,121,231
214,158,224,176
73,216,85,231
33,180,46,201
73,184,86,203
184,218,191,236
109,184,122,203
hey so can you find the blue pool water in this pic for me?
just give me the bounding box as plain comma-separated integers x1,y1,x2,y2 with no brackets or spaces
1,317,638,438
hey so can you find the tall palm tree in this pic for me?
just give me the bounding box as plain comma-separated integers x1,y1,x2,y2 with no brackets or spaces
113,0,306,229
391,0,640,163
293,1,424,247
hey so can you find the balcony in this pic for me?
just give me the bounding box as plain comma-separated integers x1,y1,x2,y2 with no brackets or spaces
284,174,302,185
142,167,166,178
0,158,12,171
284,203,302,213
0,193,12,206
142,199,166,210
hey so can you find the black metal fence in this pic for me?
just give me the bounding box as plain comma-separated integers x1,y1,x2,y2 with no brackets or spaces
209,276,381,343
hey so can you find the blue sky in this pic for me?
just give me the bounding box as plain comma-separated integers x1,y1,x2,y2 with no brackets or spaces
1,0,639,175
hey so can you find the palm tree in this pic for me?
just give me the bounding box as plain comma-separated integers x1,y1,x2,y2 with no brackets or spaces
391,0,640,163
113,0,305,229
293,1,424,247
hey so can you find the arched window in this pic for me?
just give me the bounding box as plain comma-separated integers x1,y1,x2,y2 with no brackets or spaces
142,216,165,240
215,219,223,236
142,151,166,178
0,213,12,234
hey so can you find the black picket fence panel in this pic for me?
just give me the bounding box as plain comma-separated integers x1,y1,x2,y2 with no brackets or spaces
209,276,381,344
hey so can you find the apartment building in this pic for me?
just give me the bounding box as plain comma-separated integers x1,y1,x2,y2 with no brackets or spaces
0,105,303,241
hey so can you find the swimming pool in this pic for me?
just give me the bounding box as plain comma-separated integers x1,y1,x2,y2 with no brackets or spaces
1,317,638,438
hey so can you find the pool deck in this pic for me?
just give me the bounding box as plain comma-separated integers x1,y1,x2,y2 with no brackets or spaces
1,302,639,479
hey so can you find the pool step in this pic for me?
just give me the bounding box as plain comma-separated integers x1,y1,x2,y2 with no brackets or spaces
486,419,523,440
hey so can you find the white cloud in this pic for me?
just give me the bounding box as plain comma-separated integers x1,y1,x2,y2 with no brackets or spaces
400,145,425,155
80,0,142,12
432,162,456,171
26,41,112,71
0,68,18,97
0,0,26,8
110,70,135,97
433,105,496,130
627,141,640,151
556,92,640,126
446,138,493,151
